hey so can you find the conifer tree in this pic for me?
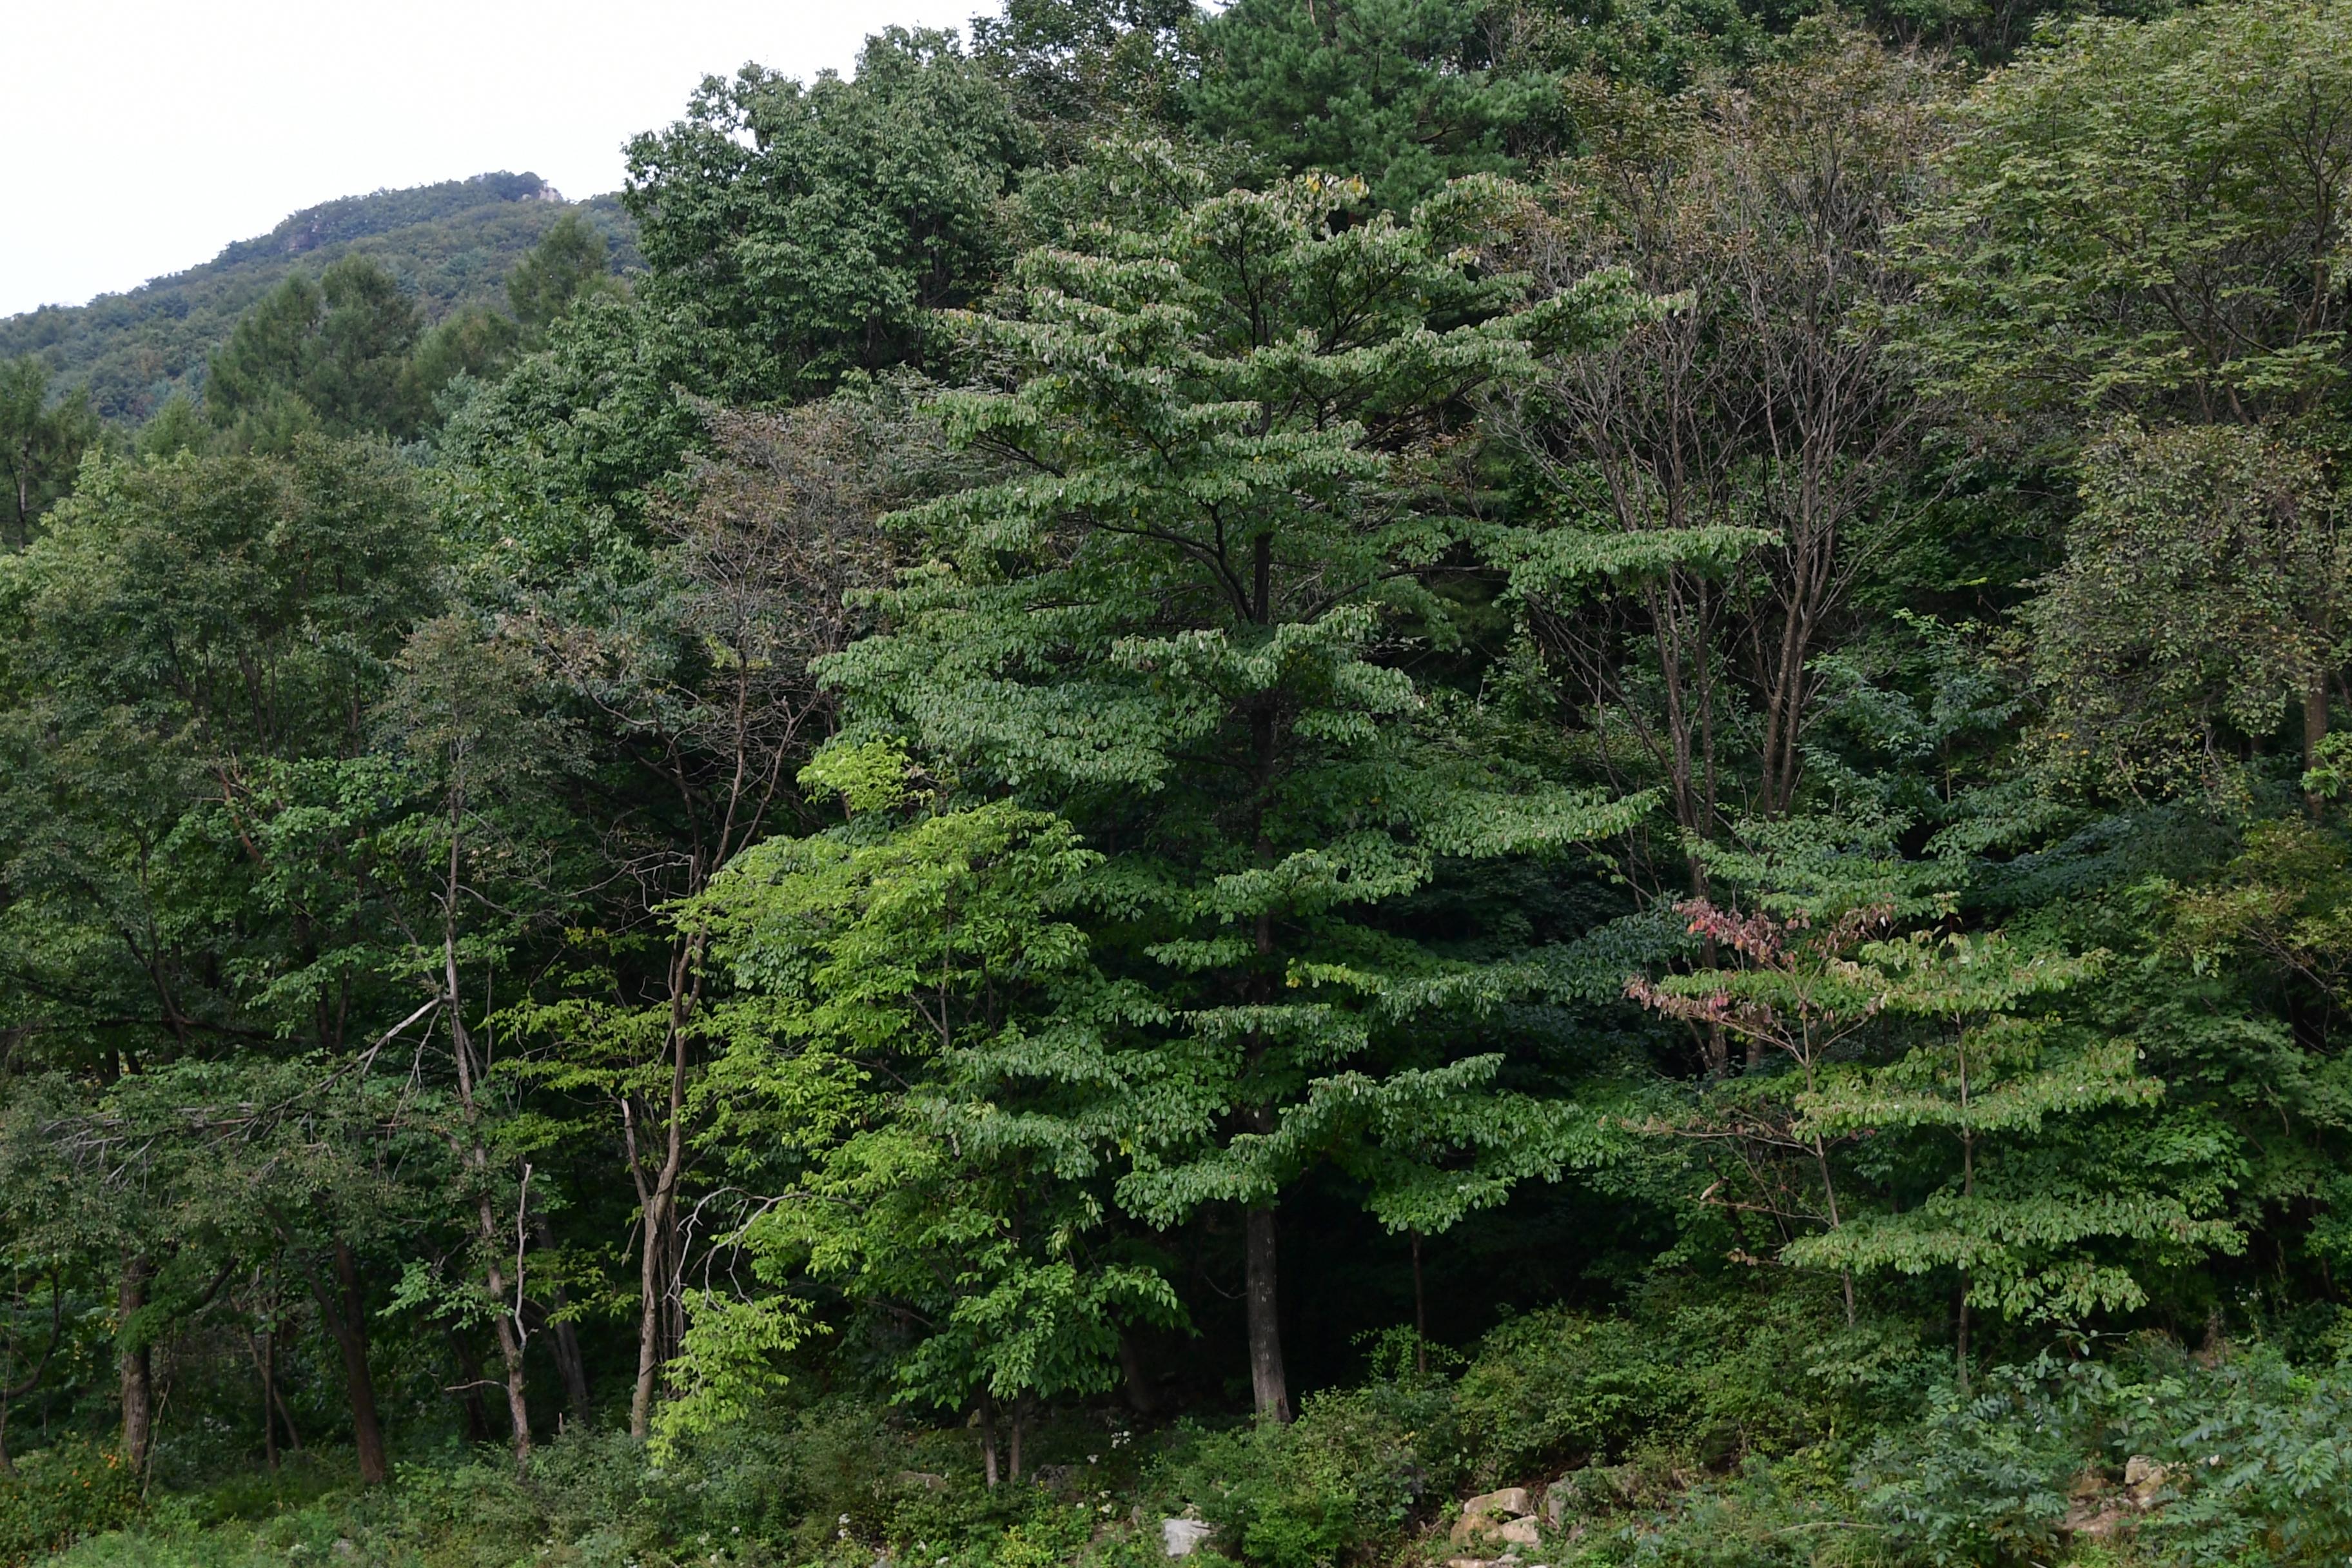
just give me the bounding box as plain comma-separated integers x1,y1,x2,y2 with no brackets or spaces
1193,0,1556,213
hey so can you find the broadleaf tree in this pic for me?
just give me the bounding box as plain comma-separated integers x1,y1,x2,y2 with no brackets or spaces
821,143,1658,1417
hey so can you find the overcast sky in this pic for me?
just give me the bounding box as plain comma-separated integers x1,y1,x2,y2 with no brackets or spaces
2,0,983,320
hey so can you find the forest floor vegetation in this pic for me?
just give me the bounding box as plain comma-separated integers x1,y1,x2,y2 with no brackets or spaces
26,1285,2352,1568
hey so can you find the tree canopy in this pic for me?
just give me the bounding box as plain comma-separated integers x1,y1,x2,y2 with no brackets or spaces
6,3,2352,1563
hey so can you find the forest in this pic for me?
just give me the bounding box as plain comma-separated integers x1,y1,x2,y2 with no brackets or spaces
0,173,632,426
3,0,2351,1563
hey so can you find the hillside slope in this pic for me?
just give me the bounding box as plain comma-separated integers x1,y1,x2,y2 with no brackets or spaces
0,172,637,423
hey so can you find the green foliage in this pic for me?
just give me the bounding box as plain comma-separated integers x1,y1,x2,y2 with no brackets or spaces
507,211,617,333
0,173,632,425
0,358,98,549
1157,1388,1443,1568
827,162,1658,1362
204,257,425,445
624,29,1033,397
972,0,1200,157
12,7,2352,1561
1851,1355,2094,1566
678,756,1180,1440
1896,0,2352,446
1192,0,1558,213
0,1442,139,1567
2026,421,2351,802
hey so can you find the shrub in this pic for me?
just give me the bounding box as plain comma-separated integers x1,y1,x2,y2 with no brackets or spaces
0,1442,141,1567
2116,1344,2352,1566
1146,1371,1458,1568
1850,1355,2095,1567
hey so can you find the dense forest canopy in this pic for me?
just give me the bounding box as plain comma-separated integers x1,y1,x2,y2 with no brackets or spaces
5,2,2352,1565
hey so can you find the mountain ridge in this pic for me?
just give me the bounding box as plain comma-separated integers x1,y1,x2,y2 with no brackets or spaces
1,172,636,424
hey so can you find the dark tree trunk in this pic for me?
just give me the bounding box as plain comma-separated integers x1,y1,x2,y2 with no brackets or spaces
449,1332,496,1444
248,1331,279,1470
1240,533,1292,1426
1410,1229,1428,1377
1244,1204,1291,1422
312,1244,389,1485
1955,1284,1972,1398
530,1213,593,1424
118,1255,153,1471
979,1395,1001,1489
2305,673,2330,819
1117,1328,1160,1416
627,946,697,1442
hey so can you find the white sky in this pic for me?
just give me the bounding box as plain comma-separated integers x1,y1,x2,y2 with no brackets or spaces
2,0,985,320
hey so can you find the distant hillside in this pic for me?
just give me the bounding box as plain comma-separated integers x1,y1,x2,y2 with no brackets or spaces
0,172,638,424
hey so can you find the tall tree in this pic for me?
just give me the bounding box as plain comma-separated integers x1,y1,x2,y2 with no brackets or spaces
672,746,1181,1478
972,0,1201,159
2028,422,2352,808
501,402,889,1438
1498,24,1946,920
1193,0,1559,212
1896,0,2352,451
623,28,1034,398
0,438,436,1475
507,211,616,335
825,145,1652,1417
0,358,97,550
205,257,427,446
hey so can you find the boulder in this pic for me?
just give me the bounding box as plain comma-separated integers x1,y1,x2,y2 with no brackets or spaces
2062,1498,2132,1540
1161,1518,1217,1558
1466,1488,1533,1520
1544,1466,1638,1527
2124,1455,2173,1508
1497,1517,1543,1548
1450,1489,1539,1549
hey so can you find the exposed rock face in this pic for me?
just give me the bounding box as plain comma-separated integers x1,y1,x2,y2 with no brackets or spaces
2124,1455,2175,1507
1161,1518,1217,1558
1544,1465,1638,1526
2060,1456,2180,1542
1451,1487,1541,1550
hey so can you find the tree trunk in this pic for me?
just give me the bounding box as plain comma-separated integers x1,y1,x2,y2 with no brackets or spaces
1117,1328,1159,1416
1239,534,1293,1426
2305,672,2329,820
1244,1204,1291,1422
627,950,695,1442
629,1175,675,1440
117,1255,153,1471
531,1212,593,1424
1410,1229,1427,1377
449,1332,496,1444
482,1241,533,1475
438,858,534,1476
1955,1284,1972,1398
315,1244,389,1485
248,1331,280,1470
